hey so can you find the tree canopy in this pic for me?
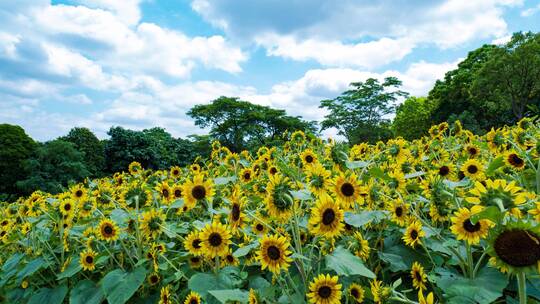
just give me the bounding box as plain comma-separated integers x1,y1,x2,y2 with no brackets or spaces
60,127,105,177
393,97,434,140
187,96,317,151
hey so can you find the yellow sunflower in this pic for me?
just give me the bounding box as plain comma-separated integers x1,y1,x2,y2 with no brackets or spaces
465,179,528,208
222,248,239,266
156,181,173,204
147,272,160,286
348,283,365,303
128,161,142,175
403,220,425,248
410,262,427,290
418,290,434,304
200,221,231,258
80,248,97,271
389,200,409,227
184,291,201,304
97,218,120,242
450,206,493,245
461,159,484,180
504,150,526,170
306,163,332,197
308,194,344,238
70,184,87,201
240,168,253,183
332,172,361,209
171,184,183,201
159,285,171,304
184,230,203,256
182,174,215,209
139,209,166,239
170,166,182,178
228,189,247,232
300,149,318,167
258,234,292,274
307,274,342,304
248,289,259,304
265,174,294,221
351,231,370,261
59,199,75,216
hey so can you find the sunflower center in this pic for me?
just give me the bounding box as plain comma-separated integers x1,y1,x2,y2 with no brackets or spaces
318,286,332,299
463,219,481,233
322,208,336,225
468,147,478,155
256,223,264,232
509,154,524,167
244,172,251,180
208,232,222,247
340,183,355,197
231,204,241,221
269,167,277,175
174,189,182,197
192,239,202,249
75,190,83,197
162,189,169,197
395,206,403,217
410,230,418,240
64,203,71,211
467,165,478,174
305,155,314,163
191,256,200,263
351,288,359,298
494,230,540,267
103,225,114,235
85,255,94,264
439,166,450,176
267,245,281,260
414,270,422,282
189,299,197,304
192,185,206,200
173,169,179,175
150,275,159,283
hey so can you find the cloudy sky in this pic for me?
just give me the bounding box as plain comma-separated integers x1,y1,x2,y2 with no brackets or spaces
1,0,539,140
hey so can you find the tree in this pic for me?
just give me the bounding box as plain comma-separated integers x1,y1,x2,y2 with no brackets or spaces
320,77,408,144
0,124,37,199
60,127,105,177
16,140,89,194
392,97,434,140
187,96,317,152
472,32,540,123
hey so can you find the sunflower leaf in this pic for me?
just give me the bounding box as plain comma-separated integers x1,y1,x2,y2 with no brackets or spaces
28,284,68,304
70,280,105,304
486,156,504,176
346,160,369,169
344,211,388,227
469,206,501,225
208,289,249,303
325,246,375,278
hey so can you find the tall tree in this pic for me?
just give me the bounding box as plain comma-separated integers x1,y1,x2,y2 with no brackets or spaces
187,96,317,151
16,140,89,194
0,124,37,199
393,97,434,140
472,32,540,123
320,77,408,144
60,127,105,177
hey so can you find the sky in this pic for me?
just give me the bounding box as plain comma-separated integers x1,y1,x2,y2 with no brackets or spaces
1,0,539,141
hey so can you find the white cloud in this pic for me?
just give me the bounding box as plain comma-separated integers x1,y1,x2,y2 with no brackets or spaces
76,0,143,25
521,3,540,16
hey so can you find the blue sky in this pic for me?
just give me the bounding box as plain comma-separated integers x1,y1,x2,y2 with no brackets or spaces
1,0,539,140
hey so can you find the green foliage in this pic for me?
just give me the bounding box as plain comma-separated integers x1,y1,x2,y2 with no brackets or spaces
100,267,147,304
393,96,434,139
187,96,317,152
320,77,408,144
16,140,89,194
325,246,375,278
60,127,105,177
0,124,37,198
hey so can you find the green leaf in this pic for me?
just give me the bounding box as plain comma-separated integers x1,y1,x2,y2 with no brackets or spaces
110,209,129,225
17,257,47,284
188,273,233,297
325,246,375,278
368,167,389,180
486,156,504,176
214,176,237,185
290,189,312,201
470,206,502,224
1,253,24,273
233,242,258,258
208,289,249,303
404,171,425,179
346,160,369,169
100,267,147,304
56,256,82,280
70,280,105,304
344,211,388,227
435,267,508,303
28,284,68,304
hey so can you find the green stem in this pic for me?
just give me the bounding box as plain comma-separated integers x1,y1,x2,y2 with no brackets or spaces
536,157,540,194
472,251,487,278
466,243,474,279
517,272,527,304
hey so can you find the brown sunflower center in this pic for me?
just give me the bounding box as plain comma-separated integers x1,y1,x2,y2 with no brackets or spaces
243,172,251,180
318,286,332,299
305,155,314,163
75,190,83,197
468,147,478,155
267,245,281,260
414,270,422,282
494,230,540,267
173,169,179,175
189,299,198,304
439,166,450,176
462,219,481,233
208,232,222,247
150,275,159,283
85,255,94,264
395,206,403,217
410,230,418,240
226,255,234,262
231,204,240,221
193,239,202,249
162,189,169,197
269,167,277,175
174,189,182,198
340,183,355,197
64,203,71,211
467,165,478,174
508,154,524,167
190,256,200,263
351,287,359,298
322,208,336,225
192,185,206,200
103,224,114,236
256,224,264,232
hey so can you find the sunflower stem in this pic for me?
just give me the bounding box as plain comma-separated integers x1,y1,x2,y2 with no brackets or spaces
536,157,540,194
466,243,474,279
517,272,527,304
472,251,487,279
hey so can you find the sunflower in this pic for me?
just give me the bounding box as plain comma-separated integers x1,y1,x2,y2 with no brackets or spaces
120,183,153,207
410,262,427,290
529,202,540,221
307,274,342,304
200,221,231,258
240,168,253,183
184,291,201,304
291,130,306,144
465,179,528,208
59,199,75,216
403,220,425,248
222,248,239,266
159,285,171,304
332,172,361,209
386,170,407,192
80,248,97,271
309,194,344,238
351,231,370,261
188,256,202,269
300,149,318,167
97,218,120,242
248,289,259,304
171,184,183,200
389,200,409,227
450,206,493,245
252,219,268,235
70,184,87,201
147,272,160,286
190,163,201,173
464,144,480,158
170,166,182,178
504,150,526,170
265,174,294,220
306,163,332,197
461,159,484,180
139,209,166,239
370,279,391,304
348,283,365,303
182,174,215,209
258,234,292,274
156,181,173,204
418,290,434,304
78,197,97,218
128,161,142,175
435,163,455,180
184,230,203,256
487,220,540,274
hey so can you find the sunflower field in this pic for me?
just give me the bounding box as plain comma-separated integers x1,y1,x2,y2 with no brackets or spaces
1,119,540,304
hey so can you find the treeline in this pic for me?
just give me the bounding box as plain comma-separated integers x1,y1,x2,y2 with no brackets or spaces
1,31,539,200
